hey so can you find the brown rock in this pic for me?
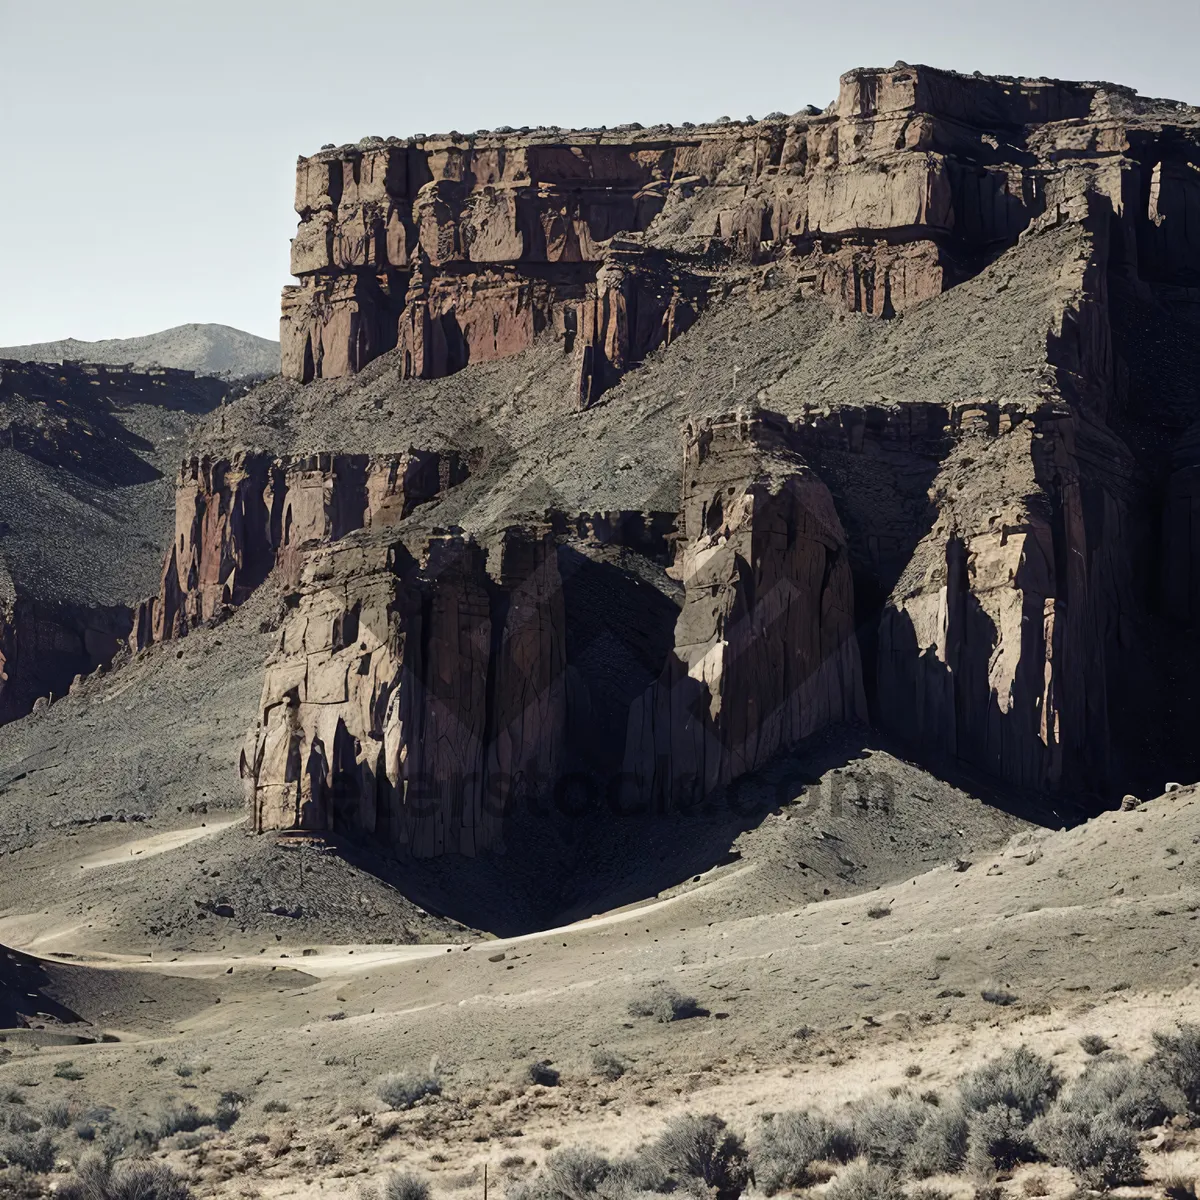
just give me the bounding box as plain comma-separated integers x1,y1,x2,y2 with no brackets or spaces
622,411,866,810
133,449,467,648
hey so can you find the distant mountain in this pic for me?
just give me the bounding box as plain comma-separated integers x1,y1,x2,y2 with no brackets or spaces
0,322,279,378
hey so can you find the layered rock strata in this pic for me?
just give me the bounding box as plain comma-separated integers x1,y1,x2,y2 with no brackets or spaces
622,412,866,809
209,62,1200,858
132,449,467,647
282,64,1156,396
242,525,565,857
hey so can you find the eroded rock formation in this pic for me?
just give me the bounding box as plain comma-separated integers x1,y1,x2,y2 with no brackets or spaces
118,60,1200,859
282,64,1150,400
622,412,866,809
133,449,467,647
242,524,566,856
876,409,1135,793
0,359,229,723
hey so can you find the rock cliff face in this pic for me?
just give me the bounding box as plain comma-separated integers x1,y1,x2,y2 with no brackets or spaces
241,524,568,857
132,448,467,647
281,64,1140,400
876,409,1136,793
126,61,1200,860
623,412,865,808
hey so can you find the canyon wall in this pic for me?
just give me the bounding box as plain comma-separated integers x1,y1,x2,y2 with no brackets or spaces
281,64,1140,398
132,449,467,648
0,359,229,723
876,409,1137,794
178,63,1200,855
239,415,872,852
623,412,866,808
242,524,568,857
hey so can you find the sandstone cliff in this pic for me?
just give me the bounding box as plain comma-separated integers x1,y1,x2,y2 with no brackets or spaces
241,524,568,857
623,412,866,809
126,61,1200,858
133,448,466,647
281,65,1155,403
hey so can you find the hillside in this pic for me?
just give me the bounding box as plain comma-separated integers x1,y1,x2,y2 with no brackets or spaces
0,323,279,379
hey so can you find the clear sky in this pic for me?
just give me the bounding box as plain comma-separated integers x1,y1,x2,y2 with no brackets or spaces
2,0,1197,345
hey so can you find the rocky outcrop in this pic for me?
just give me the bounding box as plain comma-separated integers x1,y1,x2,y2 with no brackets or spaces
226,62,1200,854
241,524,565,857
133,448,467,648
622,412,866,810
283,65,1143,396
876,409,1136,793
0,599,131,725
240,413,870,852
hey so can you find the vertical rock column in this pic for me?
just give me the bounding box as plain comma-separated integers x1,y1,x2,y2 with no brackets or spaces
876,410,1133,793
623,411,866,810
245,525,568,859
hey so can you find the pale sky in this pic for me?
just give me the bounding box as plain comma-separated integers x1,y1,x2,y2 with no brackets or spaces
2,0,1197,345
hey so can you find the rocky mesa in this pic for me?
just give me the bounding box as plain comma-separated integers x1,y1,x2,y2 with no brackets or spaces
116,61,1200,861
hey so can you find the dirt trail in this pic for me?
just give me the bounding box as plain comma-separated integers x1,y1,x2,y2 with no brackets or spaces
76,817,246,870
3,861,759,979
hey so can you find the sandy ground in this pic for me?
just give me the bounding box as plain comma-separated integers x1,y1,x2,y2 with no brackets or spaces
1,786,1198,1197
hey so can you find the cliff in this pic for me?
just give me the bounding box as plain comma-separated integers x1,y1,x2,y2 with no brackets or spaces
281,65,1154,402
125,61,1200,858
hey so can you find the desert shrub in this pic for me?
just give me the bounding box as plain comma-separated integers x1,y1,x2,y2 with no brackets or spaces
1057,1055,1178,1128
905,1101,968,1179
980,986,1018,1007
849,1097,928,1168
506,1149,623,1200
377,1070,441,1110
148,1103,211,1143
544,1147,613,1200
1033,1110,1144,1189
0,1129,55,1172
825,1159,903,1200
383,1171,431,1200
4,1109,40,1134
261,1099,290,1113
644,1113,748,1200
54,1061,85,1081
58,1153,192,1200
753,1110,844,1193
214,1091,243,1132
528,1061,560,1087
1079,1034,1110,1057
959,1047,1058,1123
965,1105,1037,1177
1164,1174,1198,1200
42,1099,72,1129
591,1050,627,1081
627,987,702,1023
1151,1024,1200,1112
